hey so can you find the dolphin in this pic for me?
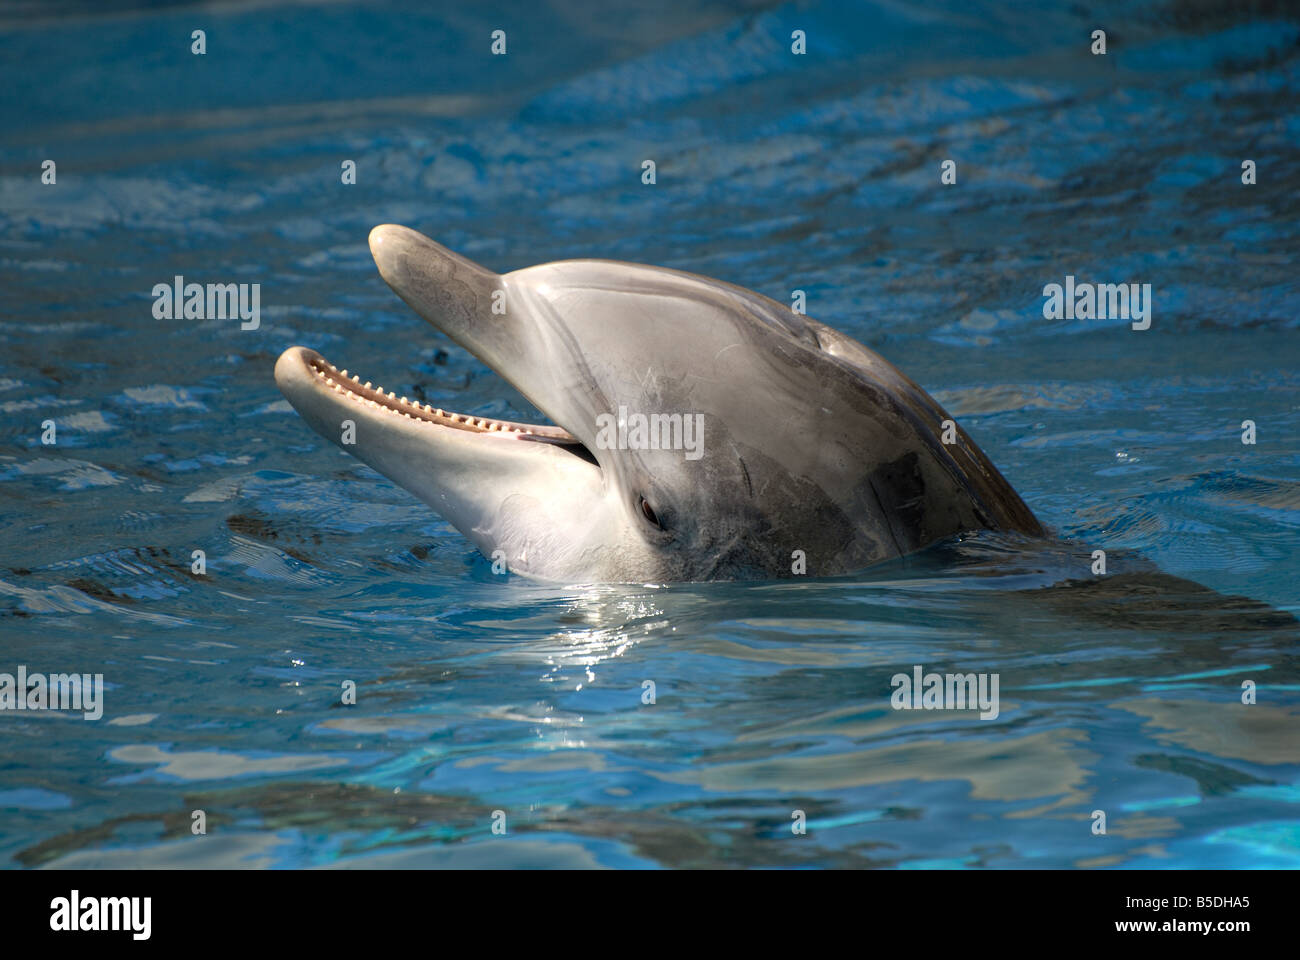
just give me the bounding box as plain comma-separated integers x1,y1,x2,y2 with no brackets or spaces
274,224,1043,582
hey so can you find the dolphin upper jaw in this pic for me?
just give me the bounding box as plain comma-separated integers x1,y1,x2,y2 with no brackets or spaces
366,224,614,462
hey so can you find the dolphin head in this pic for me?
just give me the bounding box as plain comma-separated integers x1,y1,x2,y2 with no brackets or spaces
275,224,1041,582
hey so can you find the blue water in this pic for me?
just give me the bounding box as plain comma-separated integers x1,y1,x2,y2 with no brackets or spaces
2,0,1298,868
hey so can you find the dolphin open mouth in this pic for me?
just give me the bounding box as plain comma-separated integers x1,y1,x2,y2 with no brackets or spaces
299,349,566,438
284,346,600,464
274,223,619,535
278,222,611,466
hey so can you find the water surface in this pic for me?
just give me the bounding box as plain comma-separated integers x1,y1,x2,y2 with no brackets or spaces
1,0,1298,868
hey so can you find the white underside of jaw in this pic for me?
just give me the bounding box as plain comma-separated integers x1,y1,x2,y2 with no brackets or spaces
304,353,576,439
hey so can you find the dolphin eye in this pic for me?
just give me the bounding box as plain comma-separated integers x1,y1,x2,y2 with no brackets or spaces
639,496,662,529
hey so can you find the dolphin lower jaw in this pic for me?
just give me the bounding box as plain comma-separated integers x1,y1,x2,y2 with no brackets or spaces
274,345,616,576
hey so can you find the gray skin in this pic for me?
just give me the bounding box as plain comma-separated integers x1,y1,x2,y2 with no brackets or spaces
275,224,1043,583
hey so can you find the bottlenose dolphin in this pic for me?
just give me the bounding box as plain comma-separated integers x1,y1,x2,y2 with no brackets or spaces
275,225,1042,582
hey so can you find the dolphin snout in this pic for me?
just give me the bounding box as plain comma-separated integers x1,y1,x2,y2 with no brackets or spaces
367,224,523,389
367,223,433,295
366,223,411,269
367,224,499,325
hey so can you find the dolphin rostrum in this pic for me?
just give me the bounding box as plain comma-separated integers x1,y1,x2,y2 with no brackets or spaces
275,225,1043,582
